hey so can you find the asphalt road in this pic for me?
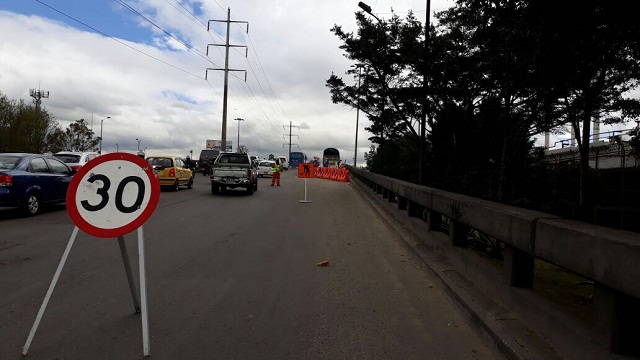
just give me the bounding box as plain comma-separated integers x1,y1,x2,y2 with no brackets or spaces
0,170,503,359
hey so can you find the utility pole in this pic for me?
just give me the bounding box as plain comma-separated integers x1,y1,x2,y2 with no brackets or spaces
205,8,248,153
419,0,431,185
283,121,300,160
29,88,49,111
233,118,244,152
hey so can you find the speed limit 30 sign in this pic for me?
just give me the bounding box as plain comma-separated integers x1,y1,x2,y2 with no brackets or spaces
66,153,160,238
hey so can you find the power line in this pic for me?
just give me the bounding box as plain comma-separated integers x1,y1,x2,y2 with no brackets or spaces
115,0,214,63
55,0,301,153
33,0,205,80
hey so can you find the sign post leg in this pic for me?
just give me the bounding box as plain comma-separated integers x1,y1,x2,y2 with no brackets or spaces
138,227,150,356
299,178,313,203
118,236,141,313
22,226,80,355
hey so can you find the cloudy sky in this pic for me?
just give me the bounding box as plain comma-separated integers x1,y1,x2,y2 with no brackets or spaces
1,0,459,163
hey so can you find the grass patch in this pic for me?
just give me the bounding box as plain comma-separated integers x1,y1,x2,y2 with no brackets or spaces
533,258,593,324
466,231,593,324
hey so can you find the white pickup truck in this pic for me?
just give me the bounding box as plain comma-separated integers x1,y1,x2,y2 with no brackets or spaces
209,153,258,195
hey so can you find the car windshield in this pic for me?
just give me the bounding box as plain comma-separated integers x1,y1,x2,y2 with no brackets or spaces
199,150,218,160
148,158,173,167
219,156,249,164
0,155,22,170
259,162,272,167
54,154,81,163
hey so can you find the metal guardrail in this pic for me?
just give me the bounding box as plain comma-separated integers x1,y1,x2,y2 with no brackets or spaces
346,165,640,356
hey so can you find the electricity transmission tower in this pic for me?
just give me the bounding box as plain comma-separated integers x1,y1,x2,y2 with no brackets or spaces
205,8,248,152
283,121,300,160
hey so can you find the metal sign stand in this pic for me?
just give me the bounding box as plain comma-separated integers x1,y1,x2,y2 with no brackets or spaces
137,227,150,356
22,226,151,357
299,178,313,203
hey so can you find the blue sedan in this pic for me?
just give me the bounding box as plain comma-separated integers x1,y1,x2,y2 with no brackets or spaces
0,153,76,216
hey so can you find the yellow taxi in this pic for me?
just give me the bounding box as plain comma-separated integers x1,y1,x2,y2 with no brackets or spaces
147,155,194,191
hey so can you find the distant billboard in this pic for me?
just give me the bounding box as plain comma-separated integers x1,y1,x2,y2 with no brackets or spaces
206,139,232,151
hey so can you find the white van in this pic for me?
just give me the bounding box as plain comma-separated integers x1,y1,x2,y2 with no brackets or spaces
276,156,289,170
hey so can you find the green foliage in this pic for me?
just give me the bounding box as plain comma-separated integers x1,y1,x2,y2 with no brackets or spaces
62,119,99,152
0,91,99,153
329,1,640,208
0,91,60,153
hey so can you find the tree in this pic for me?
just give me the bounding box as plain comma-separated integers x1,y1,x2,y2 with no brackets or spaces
62,119,99,151
525,1,640,207
327,10,426,164
328,1,640,209
44,127,67,154
236,145,249,154
0,91,61,153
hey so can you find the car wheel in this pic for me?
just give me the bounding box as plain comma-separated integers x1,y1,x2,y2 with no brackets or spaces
187,176,194,189
246,185,254,195
253,181,258,192
22,193,41,216
173,180,180,191
211,184,219,194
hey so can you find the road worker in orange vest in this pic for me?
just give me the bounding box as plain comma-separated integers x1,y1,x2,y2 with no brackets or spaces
271,159,282,186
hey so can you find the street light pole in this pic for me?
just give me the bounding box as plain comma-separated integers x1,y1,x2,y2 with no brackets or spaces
358,2,383,172
358,1,429,183
115,143,119,152
99,116,110,154
354,64,364,167
136,138,142,151
419,0,431,185
358,2,380,21
234,118,244,152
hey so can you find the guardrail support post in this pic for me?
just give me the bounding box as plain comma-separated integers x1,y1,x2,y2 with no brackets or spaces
427,210,442,232
388,191,396,203
593,284,640,356
398,196,408,210
407,200,419,217
376,184,383,195
449,220,468,247
503,245,533,287
382,188,389,199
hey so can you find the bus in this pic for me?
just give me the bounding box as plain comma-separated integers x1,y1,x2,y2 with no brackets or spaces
322,148,340,168
289,151,307,169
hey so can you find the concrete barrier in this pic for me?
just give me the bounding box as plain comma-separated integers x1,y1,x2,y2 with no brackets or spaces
347,165,640,356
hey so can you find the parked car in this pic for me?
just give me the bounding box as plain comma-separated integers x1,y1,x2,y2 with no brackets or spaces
256,160,275,177
146,155,194,191
0,153,76,216
53,151,99,171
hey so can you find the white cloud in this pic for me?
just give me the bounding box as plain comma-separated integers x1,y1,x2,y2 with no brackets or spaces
0,0,457,163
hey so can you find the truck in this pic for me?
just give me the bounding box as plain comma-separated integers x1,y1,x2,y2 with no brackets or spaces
209,152,258,195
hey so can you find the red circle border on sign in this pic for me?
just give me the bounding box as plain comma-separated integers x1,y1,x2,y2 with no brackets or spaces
66,153,160,238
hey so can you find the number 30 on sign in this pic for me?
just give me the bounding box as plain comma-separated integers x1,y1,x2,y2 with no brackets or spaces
66,153,160,238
